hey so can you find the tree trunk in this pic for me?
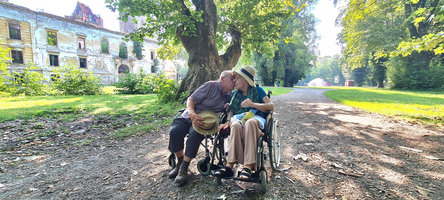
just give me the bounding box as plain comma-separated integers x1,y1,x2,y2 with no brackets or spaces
174,0,241,100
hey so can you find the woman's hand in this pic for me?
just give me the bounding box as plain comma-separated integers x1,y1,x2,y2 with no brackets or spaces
241,98,256,108
218,122,230,132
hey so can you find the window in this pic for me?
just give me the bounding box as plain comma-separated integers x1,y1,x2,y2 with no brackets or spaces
47,31,57,45
118,65,129,73
50,74,59,82
14,73,24,84
9,23,21,40
49,54,59,66
78,37,85,49
151,51,155,60
11,50,23,64
119,43,127,59
101,39,108,53
79,58,87,69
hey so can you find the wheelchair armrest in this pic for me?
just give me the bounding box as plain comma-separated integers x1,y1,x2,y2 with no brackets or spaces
174,108,186,119
264,111,273,135
219,111,228,124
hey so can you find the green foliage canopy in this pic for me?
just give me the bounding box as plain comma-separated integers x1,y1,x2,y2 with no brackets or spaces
106,0,297,60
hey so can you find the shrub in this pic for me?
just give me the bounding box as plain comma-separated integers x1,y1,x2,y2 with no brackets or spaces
387,56,432,89
52,63,103,95
13,63,48,96
114,69,150,94
0,42,12,96
152,73,179,103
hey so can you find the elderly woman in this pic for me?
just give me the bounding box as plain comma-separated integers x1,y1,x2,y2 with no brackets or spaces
213,65,274,180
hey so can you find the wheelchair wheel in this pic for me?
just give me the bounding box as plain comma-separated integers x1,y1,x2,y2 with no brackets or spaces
197,158,211,176
168,154,176,170
270,119,281,170
260,170,267,193
214,137,228,165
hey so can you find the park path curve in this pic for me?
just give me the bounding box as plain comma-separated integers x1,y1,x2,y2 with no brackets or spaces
0,88,443,199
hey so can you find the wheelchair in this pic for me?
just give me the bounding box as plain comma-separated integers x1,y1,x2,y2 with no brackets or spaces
168,91,282,193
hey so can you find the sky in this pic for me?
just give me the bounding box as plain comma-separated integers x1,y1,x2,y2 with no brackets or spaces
313,0,343,57
8,0,342,57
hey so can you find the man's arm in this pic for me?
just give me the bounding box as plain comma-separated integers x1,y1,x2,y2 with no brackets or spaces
187,97,204,127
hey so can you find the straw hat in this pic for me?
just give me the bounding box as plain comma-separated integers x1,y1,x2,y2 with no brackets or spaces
234,65,256,87
192,110,220,136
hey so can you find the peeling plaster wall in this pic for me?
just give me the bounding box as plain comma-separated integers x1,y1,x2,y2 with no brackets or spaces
0,2,160,84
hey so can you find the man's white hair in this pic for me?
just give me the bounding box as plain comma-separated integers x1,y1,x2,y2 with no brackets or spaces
220,70,233,80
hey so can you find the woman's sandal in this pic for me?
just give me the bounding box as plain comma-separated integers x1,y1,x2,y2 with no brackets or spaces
239,167,252,180
211,166,233,178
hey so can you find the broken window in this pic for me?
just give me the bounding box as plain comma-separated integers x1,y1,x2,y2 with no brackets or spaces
151,51,155,60
11,50,23,64
78,37,85,49
49,54,59,66
14,73,25,84
119,43,127,59
101,39,108,53
118,65,129,73
9,23,21,40
50,74,59,82
79,58,87,69
47,31,57,45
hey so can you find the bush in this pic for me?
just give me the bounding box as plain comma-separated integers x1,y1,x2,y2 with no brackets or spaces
387,56,432,90
52,63,103,95
152,73,180,103
114,69,150,94
430,57,444,89
12,63,49,96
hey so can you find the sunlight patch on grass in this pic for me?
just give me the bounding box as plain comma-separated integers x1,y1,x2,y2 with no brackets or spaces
91,107,113,114
0,98,82,110
324,87,444,126
122,104,144,112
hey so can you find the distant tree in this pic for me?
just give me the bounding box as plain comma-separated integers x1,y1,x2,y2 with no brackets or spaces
351,67,368,87
254,0,317,87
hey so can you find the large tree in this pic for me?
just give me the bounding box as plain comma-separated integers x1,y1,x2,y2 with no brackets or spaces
106,0,296,98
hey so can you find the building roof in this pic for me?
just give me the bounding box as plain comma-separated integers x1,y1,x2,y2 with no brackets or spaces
65,1,103,28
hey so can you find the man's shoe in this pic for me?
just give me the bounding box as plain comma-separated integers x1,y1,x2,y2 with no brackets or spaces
168,156,183,179
175,161,190,185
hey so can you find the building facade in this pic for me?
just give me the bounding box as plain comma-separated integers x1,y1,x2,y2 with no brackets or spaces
0,2,164,84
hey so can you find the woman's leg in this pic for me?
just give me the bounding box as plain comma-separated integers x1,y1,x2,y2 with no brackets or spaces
227,121,245,166
243,119,263,171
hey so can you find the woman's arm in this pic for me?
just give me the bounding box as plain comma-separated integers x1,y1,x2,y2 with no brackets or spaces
241,96,274,112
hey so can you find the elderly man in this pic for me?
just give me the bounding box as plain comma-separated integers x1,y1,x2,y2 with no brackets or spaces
168,70,235,185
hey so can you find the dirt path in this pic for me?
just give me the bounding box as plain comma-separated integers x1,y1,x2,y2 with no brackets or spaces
1,88,443,199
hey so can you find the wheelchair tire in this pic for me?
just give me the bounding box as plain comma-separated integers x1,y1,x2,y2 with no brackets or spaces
168,154,176,170
270,119,281,170
197,158,211,176
260,170,267,193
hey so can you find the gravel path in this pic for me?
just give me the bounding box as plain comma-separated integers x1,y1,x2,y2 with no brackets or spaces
1,88,443,199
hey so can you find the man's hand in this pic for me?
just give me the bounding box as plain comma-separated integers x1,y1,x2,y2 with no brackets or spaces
223,103,230,112
189,112,204,127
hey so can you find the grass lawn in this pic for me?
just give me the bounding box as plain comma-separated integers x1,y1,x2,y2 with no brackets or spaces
317,87,444,126
0,93,183,123
262,86,294,96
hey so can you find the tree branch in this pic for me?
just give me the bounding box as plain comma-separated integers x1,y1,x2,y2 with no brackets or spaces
221,27,242,69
